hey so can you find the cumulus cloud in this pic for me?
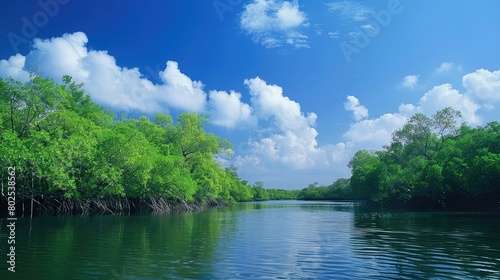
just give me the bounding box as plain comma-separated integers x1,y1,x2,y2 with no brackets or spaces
398,103,417,116
240,0,309,48
246,77,317,131
399,83,481,125
208,90,257,129
0,54,30,81
158,61,207,112
344,95,368,121
24,32,90,81
401,74,419,89
328,112,408,180
236,77,328,170
0,32,210,114
462,69,500,103
419,84,479,123
397,68,500,126
326,1,373,21
343,113,407,148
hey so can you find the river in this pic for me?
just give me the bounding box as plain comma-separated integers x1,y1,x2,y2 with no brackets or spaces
1,200,499,279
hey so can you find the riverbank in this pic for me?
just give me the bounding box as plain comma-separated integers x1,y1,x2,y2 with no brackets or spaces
0,195,229,217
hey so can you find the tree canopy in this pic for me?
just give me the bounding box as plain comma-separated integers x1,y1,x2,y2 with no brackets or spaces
298,107,500,210
0,75,264,214
348,107,499,209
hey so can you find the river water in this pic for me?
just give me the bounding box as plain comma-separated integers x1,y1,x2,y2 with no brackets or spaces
1,200,499,279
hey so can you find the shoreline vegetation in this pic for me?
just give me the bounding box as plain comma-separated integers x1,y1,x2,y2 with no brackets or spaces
297,108,500,211
1,76,499,215
0,75,298,216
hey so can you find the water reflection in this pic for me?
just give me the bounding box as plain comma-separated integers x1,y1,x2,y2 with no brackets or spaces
1,209,237,279
1,201,499,279
352,211,500,279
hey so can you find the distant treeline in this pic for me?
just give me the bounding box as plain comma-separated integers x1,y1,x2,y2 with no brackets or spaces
298,108,500,210
0,76,297,215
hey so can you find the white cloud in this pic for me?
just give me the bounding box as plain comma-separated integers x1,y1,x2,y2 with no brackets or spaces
158,61,207,112
26,32,90,80
330,142,348,163
462,69,500,103
240,128,327,170
328,92,425,177
397,68,500,126
241,0,306,32
328,112,408,179
344,95,368,121
401,74,419,89
400,83,481,125
436,62,461,73
398,103,417,116
419,84,480,124
326,1,373,21
208,90,257,129
0,53,30,82
240,0,309,48
276,1,306,29
0,32,210,114
328,31,340,39
360,24,379,36
260,37,282,48
286,32,309,48
245,77,316,131
236,77,328,170
343,113,407,148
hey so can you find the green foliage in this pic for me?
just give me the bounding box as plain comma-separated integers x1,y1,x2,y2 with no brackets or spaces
267,188,300,200
346,107,500,209
297,179,360,200
252,181,270,201
0,76,254,209
296,108,500,209
298,182,327,200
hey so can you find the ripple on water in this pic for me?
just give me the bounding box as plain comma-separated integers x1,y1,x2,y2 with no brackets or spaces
6,202,500,279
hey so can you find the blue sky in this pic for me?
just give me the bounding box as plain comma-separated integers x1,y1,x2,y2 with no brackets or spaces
1,0,500,189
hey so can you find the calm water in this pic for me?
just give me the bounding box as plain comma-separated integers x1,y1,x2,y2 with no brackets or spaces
1,200,500,279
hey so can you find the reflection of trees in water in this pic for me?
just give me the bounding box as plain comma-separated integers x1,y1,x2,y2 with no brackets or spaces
299,202,359,212
11,210,239,279
352,211,500,279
